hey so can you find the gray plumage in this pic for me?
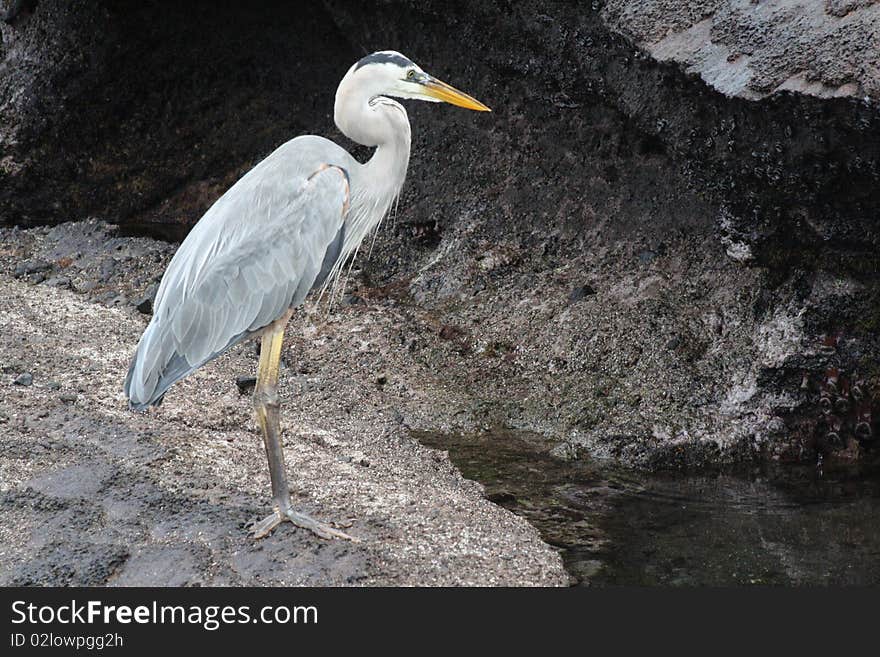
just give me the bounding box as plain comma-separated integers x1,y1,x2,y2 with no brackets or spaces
124,138,354,408
124,50,488,411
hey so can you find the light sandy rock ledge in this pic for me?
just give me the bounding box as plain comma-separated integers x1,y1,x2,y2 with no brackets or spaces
0,274,567,586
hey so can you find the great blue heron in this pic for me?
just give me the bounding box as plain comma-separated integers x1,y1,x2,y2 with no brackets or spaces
124,51,490,541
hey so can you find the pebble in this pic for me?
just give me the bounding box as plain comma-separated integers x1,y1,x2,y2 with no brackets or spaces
13,259,51,278
1,361,24,374
638,250,657,264
767,417,786,434
568,284,596,302
99,259,116,282
439,324,464,340
14,372,33,386
47,381,62,390
43,276,71,288
338,454,370,467
134,283,158,315
235,376,257,394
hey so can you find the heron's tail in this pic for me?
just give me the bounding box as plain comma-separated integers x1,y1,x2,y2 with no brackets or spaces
124,317,254,410
123,319,193,410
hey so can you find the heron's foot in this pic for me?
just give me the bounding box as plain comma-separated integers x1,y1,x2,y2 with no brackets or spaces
251,506,358,542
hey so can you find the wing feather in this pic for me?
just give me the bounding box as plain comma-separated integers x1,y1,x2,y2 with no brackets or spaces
124,144,350,409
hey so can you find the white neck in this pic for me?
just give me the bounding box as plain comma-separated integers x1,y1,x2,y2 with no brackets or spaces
325,75,412,296
335,80,411,184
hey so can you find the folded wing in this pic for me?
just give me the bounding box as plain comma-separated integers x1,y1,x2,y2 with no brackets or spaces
124,160,350,409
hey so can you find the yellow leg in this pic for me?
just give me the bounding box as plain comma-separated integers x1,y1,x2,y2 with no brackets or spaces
254,323,289,507
250,314,356,542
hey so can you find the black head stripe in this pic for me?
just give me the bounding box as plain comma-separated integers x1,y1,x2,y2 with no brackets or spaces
355,52,413,71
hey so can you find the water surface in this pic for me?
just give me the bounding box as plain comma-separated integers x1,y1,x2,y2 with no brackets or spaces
414,430,880,586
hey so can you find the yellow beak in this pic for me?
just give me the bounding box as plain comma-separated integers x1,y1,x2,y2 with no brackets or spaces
423,77,491,112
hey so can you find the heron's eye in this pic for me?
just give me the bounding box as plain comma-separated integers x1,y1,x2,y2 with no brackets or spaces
406,69,417,80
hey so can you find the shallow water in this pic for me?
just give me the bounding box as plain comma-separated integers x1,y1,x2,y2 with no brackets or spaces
413,430,880,586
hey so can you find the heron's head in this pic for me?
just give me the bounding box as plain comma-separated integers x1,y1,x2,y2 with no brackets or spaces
343,50,491,112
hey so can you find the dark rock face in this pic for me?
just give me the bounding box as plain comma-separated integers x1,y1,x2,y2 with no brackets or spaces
0,0,357,236
592,1,880,463
324,0,880,463
2,0,879,466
